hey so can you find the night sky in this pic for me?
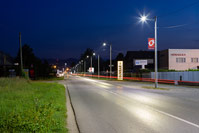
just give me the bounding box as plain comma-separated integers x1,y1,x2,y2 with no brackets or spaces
1,0,199,59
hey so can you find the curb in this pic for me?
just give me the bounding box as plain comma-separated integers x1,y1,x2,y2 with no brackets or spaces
64,85,81,133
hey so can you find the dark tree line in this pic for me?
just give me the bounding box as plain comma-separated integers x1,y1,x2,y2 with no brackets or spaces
15,44,52,79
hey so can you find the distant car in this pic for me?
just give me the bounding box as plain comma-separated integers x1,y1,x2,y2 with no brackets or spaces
56,73,64,77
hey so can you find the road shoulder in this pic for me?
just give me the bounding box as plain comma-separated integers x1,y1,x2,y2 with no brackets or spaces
64,84,79,133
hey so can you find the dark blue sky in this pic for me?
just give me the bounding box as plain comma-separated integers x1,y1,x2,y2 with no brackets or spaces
1,0,199,59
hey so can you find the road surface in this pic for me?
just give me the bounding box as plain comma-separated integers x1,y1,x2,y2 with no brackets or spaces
61,76,199,133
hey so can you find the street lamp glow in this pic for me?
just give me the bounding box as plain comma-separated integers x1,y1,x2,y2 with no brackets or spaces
93,53,96,56
87,55,89,58
103,43,106,46
138,13,150,24
140,15,147,22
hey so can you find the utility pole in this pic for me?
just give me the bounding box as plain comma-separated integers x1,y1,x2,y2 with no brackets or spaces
19,32,23,76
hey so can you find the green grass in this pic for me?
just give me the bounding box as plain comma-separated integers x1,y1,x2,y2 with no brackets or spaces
142,86,170,90
0,78,68,132
37,76,64,81
90,76,117,81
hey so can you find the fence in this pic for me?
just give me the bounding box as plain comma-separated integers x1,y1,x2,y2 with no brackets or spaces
72,71,199,86
151,71,199,82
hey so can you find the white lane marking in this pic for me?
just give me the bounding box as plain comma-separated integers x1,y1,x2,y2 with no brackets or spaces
101,88,199,129
154,109,199,128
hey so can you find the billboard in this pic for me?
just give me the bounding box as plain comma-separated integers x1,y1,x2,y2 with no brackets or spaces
135,60,148,65
117,61,123,80
89,67,94,73
135,60,148,69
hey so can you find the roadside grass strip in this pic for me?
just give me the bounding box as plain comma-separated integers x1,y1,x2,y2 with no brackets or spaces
0,78,68,132
142,86,170,90
37,76,64,81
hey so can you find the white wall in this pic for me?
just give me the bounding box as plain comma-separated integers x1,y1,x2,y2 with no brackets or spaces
168,49,199,70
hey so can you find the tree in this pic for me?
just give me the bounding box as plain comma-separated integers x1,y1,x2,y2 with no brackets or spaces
15,44,52,79
115,53,124,61
16,44,36,69
80,48,94,60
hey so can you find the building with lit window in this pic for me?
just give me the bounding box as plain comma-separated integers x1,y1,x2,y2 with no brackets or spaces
159,49,199,70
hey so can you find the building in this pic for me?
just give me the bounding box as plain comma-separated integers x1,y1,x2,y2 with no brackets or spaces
124,51,156,71
159,49,199,70
0,51,14,77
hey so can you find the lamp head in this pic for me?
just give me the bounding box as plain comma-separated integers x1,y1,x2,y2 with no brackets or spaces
140,15,147,22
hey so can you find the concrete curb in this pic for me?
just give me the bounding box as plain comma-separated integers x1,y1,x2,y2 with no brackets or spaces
64,85,80,133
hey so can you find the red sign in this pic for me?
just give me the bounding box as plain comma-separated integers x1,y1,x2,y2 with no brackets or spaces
148,38,155,50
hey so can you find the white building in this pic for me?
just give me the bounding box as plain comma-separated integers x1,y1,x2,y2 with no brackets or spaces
159,49,199,70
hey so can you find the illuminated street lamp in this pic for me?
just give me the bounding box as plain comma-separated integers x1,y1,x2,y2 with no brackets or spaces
81,60,83,73
91,53,95,69
103,43,112,79
90,52,96,77
83,55,89,75
139,14,158,88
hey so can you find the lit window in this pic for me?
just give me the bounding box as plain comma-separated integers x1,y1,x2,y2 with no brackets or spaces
176,58,186,63
191,58,198,63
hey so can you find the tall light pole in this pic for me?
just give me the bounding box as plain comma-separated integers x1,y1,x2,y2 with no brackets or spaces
84,60,86,76
154,16,158,88
103,43,112,79
81,60,83,73
140,15,158,88
84,55,89,76
90,52,95,77
98,54,100,78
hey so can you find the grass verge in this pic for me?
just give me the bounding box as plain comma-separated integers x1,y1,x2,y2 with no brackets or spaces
37,76,64,81
142,86,170,90
0,78,67,132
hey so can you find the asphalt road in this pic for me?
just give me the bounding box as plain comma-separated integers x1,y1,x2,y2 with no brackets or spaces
62,76,199,133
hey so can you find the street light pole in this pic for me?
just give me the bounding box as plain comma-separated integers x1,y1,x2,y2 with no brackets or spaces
98,55,100,78
110,44,112,79
91,56,92,77
139,14,158,88
154,16,158,88
81,60,83,73
103,43,112,79
84,60,86,76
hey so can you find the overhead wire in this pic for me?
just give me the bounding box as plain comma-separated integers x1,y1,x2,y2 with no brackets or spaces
158,0,199,18
156,1,199,29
